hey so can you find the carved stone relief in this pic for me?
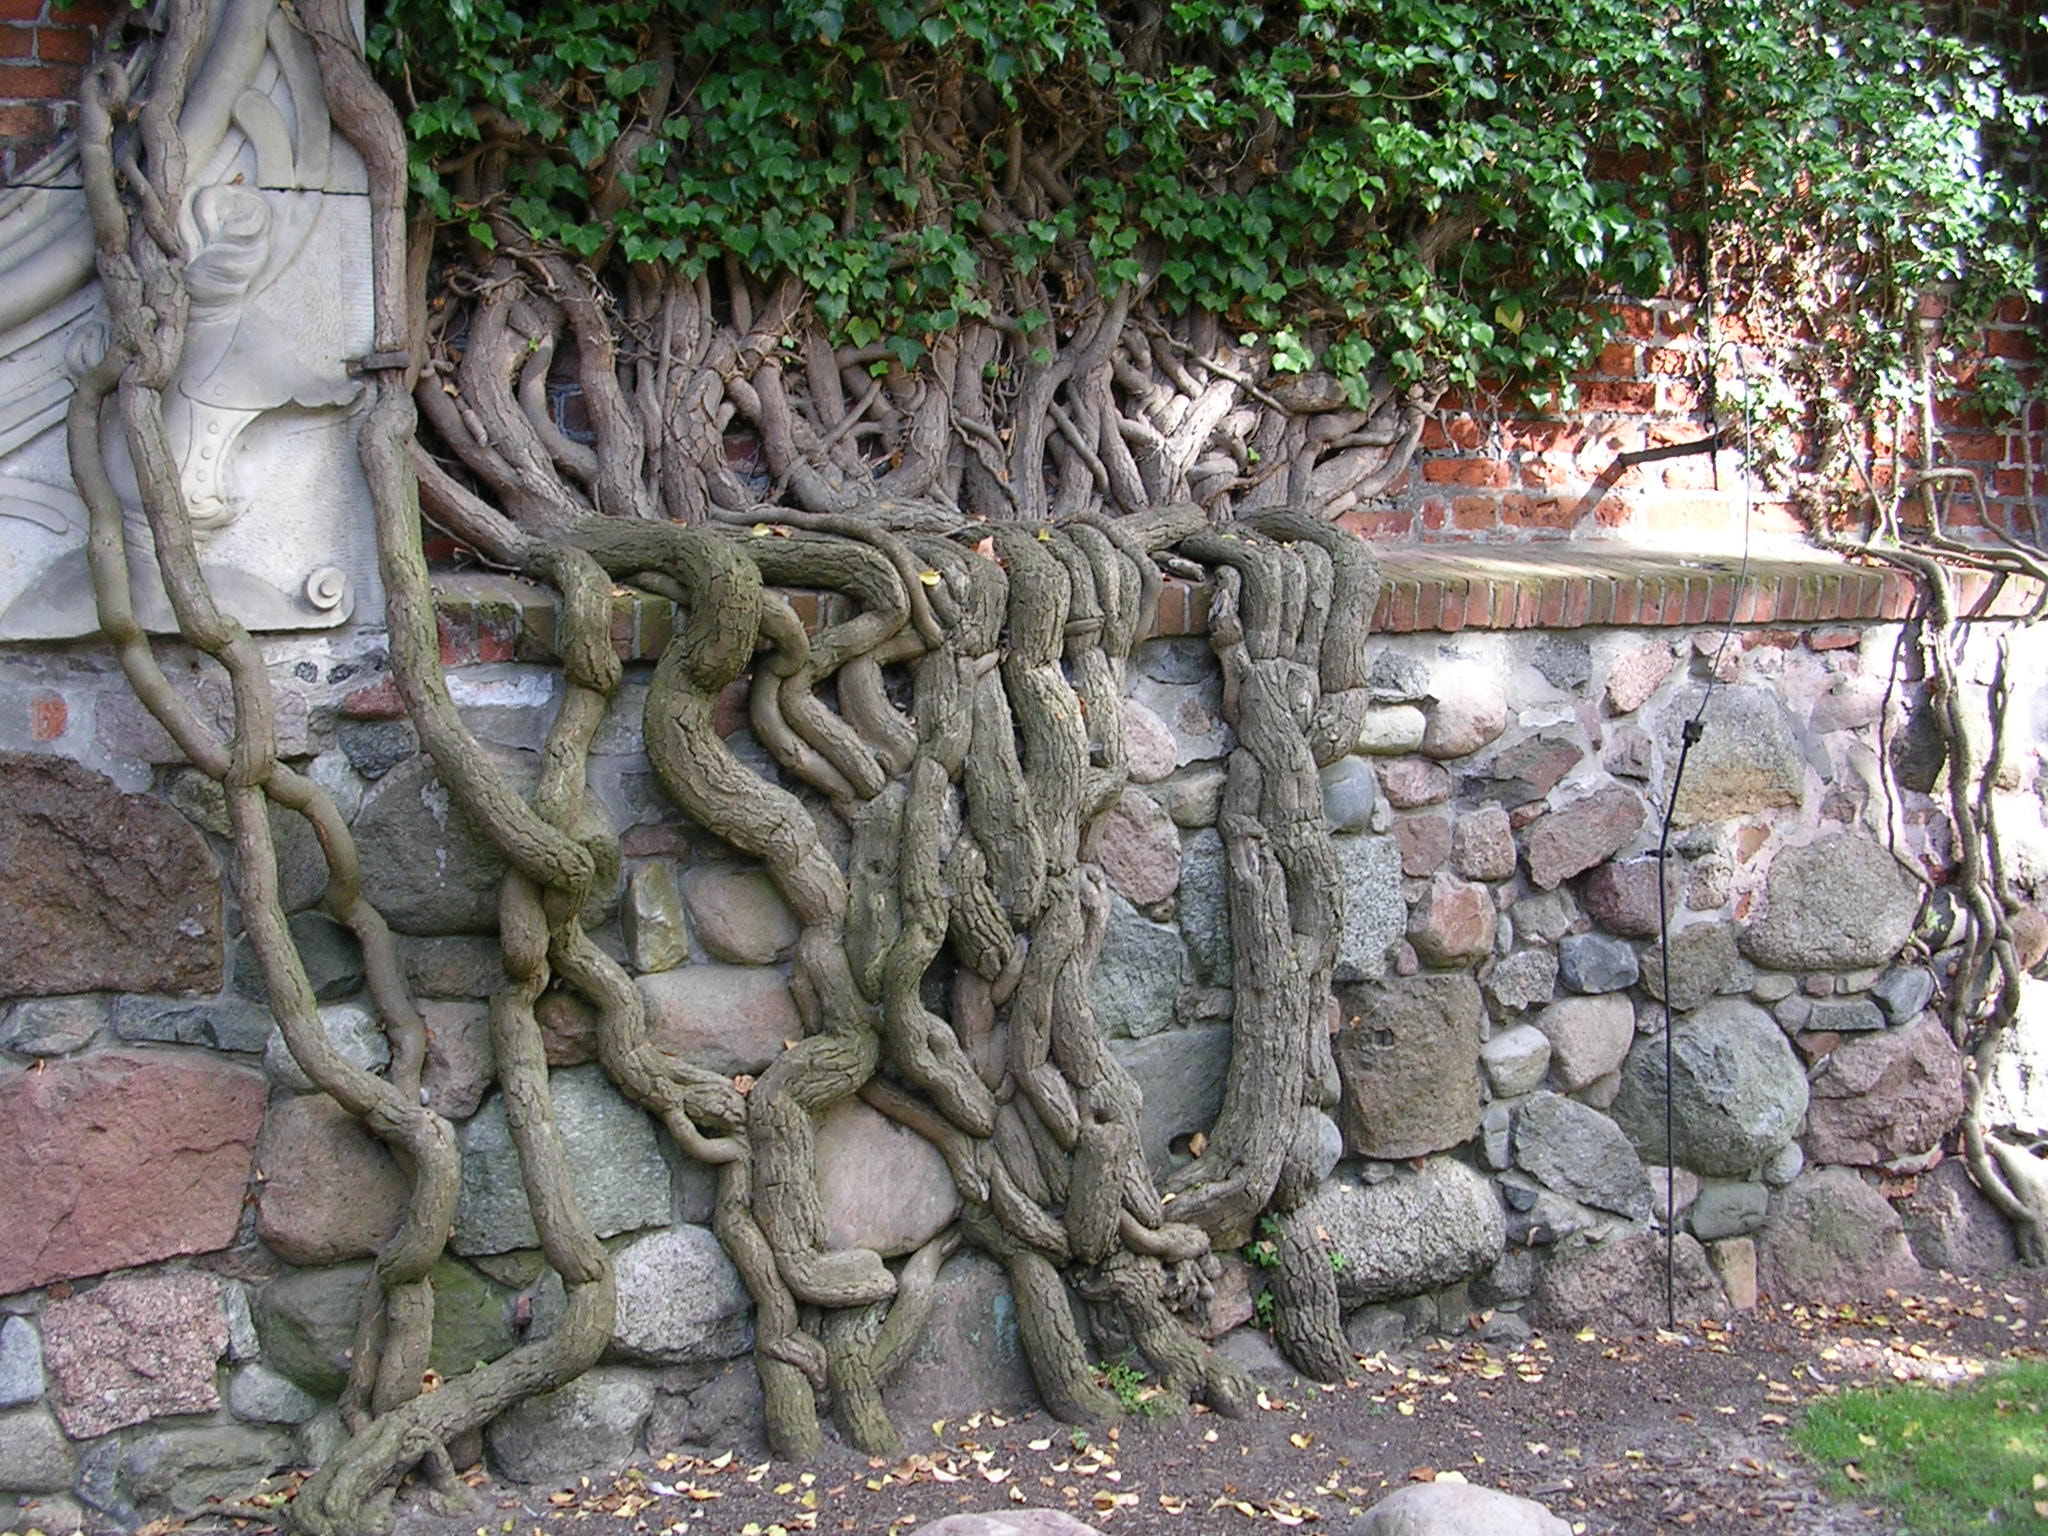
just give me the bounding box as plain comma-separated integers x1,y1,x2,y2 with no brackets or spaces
0,0,379,641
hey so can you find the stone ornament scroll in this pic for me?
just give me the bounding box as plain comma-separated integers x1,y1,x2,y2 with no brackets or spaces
0,0,379,640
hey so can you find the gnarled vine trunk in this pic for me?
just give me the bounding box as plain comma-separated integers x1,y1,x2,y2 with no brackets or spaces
63,5,2048,1533
75,3,1435,1529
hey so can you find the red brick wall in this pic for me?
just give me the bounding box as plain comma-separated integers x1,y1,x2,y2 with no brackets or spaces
1341,297,2047,550
1350,0,2048,551
0,0,111,182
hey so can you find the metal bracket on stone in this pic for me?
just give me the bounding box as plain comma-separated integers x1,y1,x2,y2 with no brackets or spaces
348,350,413,376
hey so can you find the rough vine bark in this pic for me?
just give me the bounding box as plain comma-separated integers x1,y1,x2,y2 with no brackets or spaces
67,4,2048,1529
73,3,1430,1527
1823,441,2048,1263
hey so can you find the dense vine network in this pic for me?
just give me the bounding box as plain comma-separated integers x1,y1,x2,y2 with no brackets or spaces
60,1,2045,1530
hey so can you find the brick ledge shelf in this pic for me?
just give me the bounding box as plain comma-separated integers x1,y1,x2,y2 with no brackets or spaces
426,541,2043,669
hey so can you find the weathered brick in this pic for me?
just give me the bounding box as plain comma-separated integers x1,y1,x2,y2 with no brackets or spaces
35,23,93,62
1435,580,1470,631
1499,420,1574,453
26,688,64,740
1383,578,1418,631
1944,433,2007,463
1593,342,1637,376
1451,494,1496,530
1986,328,2036,361
1592,492,1632,530
1613,306,1658,340
1688,579,1725,626
1501,493,1572,531
0,101,53,137
1415,579,1443,631
1342,507,1415,540
0,59,76,94
1580,380,1657,412
1661,453,1720,489
1153,580,1189,636
1420,415,1483,450
1423,457,1513,488
476,613,517,663
607,595,637,655
1660,379,1701,413
1681,577,1711,625
1513,459,1568,494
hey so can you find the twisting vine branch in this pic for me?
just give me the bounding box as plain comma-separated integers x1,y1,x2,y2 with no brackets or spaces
1820,432,2047,1264
62,1,2045,1531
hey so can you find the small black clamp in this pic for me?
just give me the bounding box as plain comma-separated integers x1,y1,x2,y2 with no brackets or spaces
348,350,413,376
1681,718,1706,745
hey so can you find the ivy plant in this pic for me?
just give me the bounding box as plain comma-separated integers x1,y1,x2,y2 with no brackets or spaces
369,0,2043,413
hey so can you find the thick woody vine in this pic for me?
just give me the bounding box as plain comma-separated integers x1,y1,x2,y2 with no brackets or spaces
1815,452,2048,1264
69,1,1426,1525
65,1,2046,1531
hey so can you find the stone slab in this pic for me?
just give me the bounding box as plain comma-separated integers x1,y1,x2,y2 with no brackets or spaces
1740,835,1921,972
1662,685,1807,827
1302,1160,1507,1306
453,1065,670,1256
1356,1482,1570,1536
1109,1025,1234,1180
610,1226,754,1365
486,1366,655,1483
253,1092,407,1266
42,1273,227,1439
1333,975,1484,1160
1806,1015,1967,1166
637,964,801,1076
882,1253,1038,1427
0,1050,265,1293
0,752,223,996
1333,831,1404,983
817,1097,961,1258
682,867,799,965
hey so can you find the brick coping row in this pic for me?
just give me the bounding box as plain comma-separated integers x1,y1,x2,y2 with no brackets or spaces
425,540,2043,669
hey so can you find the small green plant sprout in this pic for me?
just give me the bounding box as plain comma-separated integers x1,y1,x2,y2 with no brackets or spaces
1253,1287,1277,1331
1096,1355,1167,1417
1243,1213,1284,1269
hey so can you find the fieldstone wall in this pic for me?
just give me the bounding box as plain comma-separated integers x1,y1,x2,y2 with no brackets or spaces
1,577,2044,1528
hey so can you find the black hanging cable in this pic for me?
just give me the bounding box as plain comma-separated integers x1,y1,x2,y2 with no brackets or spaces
1655,338,1757,1327
1648,0,1743,1330
1656,718,1705,1326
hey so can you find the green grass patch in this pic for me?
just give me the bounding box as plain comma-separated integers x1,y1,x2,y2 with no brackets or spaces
1795,1360,2048,1534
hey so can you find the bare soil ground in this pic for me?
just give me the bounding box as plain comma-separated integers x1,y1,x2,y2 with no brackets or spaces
281,1269,2048,1535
